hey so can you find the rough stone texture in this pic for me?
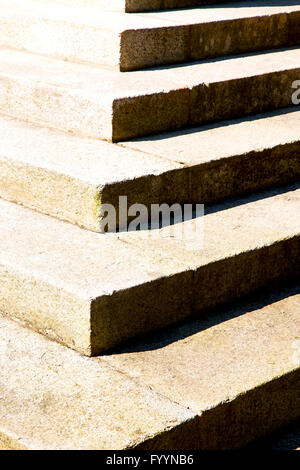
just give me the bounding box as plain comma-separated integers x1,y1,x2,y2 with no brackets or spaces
122,108,300,204
0,186,298,355
1,1,300,70
0,47,299,141
104,285,300,449
1,109,299,231
0,0,299,451
0,0,187,70
128,1,300,69
0,114,185,232
0,314,195,450
0,285,298,449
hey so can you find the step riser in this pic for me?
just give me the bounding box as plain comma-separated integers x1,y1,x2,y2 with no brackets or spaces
136,370,300,450
192,238,299,315
121,12,300,71
0,0,298,450
127,0,268,12
104,285,300,449
91,237,300,355
0,65,299,142
0,156,184,232
1,9,299,71
0,285,299,449
0,140,299,232
114,69,300,141
189,142,300,205
0,235,298,356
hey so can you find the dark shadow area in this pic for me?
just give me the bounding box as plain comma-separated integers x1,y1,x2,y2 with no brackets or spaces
150,0,300,14
205,181,300,215
248,417,300,450
113,180,299,233
129,107,300,143
106,281,299,355
134,45,300,72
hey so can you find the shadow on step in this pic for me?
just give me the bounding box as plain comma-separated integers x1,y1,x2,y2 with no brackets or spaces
130,107,300,142
215,0,300,8
205,0,300,8
107,282,300,355
247,417,300,450
114,182,300,234
145,46,300,71
205,181,300,216
164,0,300,11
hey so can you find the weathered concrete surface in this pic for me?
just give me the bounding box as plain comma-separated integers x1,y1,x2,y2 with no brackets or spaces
0,114,185,232
122,108,300,205
1,109,299,231
0,185,298,355
1,1,300,70
0,0,187,70
124,2,300,70
104,285,300,449
0,285,298,449
0,47,299,141
0,314,195,450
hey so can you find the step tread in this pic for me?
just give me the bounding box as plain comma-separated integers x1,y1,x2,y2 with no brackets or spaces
0,185,299,354
34,0,259,13
0,0,300,71
1,107,298,185
142,0,300,24
0,187,298,297
1,46,299,95
104,284,300,448
122,107,300,165
0,313,195,450
0,285,299,449
105,284,300,413
0,46,299,140
35,0,160,13
0,114,182,232
3,0,300,31
0,109,299,231
0,0,173,31
0,114,179,184
2,0,300,70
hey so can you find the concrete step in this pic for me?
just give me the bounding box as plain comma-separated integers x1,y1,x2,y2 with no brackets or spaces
0,47,299,141
0,115,184,232
0,109,299,232
0,311,195,450
36,0,251,13
104,284,300,450
0,185,298,355
1,1,300,70
0,283,299,449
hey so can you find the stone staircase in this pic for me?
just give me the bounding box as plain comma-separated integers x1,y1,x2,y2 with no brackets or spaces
0,0,299,450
